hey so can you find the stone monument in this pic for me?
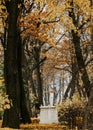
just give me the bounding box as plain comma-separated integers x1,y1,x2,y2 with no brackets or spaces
39,106,58,124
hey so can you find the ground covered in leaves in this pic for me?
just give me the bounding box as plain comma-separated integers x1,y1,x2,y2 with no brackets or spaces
0,120,69,130
20,123,68,130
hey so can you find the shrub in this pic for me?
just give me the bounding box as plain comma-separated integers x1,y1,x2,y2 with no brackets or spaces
57,93,87,127
31,118,40,124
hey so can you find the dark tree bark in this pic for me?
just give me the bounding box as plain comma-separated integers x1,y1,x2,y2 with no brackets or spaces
33,46,43,106
2,0,31,128
83,0,93,129
64,62,78,99
69,1,92,98
30,72,36,95
2,0,20,128
69,1,93,129
71,30,91,97
17,32,31,123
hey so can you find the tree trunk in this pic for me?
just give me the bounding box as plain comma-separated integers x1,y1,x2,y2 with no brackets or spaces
69,1,92,98
33,46,43,106
2,0,20,128
36,65,43,106
83,1,93,129
30,72,36,95
64,62,78,99
69,2,92,128
17,33,31,123
72,30,91,97
2,1,31,128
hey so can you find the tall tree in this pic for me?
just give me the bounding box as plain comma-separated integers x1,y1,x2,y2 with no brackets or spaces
2,0,20,128
68,0,93,129
2,0,31,128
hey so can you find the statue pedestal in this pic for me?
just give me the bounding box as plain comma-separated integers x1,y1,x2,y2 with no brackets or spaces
39,106,58,124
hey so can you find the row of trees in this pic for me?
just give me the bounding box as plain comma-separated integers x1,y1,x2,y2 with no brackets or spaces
0,0,93,129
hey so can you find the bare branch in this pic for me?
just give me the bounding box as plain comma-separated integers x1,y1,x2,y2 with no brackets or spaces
54,65,72,73
79,19,90,30
85,58,93,66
